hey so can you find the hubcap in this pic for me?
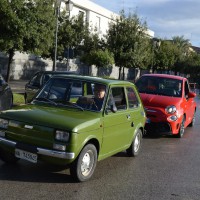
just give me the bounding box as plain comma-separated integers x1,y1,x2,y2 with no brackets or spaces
134,134,140,152
81,152,92,176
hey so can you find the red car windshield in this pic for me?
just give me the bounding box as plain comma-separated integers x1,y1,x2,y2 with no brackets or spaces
136,76,182,97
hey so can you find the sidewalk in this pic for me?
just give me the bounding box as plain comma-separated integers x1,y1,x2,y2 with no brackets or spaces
9,80,27,94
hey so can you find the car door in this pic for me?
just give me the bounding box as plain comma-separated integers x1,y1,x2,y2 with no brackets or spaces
0,76,12,110
101,86,135,157
25,72,43,102
126,86,144,132
183,80,196,125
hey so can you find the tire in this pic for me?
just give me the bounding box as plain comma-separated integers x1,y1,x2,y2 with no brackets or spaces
0,149,19,164
126,129,142,157
70,144,97,182
177,116,185,138
188,112,196,127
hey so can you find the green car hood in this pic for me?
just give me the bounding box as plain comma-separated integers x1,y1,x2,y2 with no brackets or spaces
0,104,102,133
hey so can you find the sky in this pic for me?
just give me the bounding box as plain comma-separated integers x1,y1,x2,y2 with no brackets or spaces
91,0,200,47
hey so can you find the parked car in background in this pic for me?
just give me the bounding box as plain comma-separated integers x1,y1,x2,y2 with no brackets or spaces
0,75,146,182
0,74,13,111
24,71,77,103
135,74,196,138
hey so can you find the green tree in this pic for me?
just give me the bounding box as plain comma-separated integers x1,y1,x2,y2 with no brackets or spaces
81,49,114,76
183,52,200,78
107,11,151,80
52,13,88,63
153,40,177,72
172,36,191,74
0,0,55,82
79,25,114,76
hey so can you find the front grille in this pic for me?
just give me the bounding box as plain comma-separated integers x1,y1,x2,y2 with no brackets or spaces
145,122,171,134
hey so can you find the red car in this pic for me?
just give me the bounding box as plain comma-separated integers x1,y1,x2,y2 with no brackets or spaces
135,74,196,137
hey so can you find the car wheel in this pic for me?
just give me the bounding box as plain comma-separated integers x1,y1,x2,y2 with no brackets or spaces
0,149,19,164
126,129,142,157
177,116,185,138
70,144,97,182
188,112,196,127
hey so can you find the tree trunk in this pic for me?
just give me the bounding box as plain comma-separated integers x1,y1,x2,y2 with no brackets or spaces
135,68,140,82
118,66,122,80
122,67,125,80
6,49,15,83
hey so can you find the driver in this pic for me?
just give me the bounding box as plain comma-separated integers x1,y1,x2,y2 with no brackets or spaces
92,84,106,110
76,84,106,111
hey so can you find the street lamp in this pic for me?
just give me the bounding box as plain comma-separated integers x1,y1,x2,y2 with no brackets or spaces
65,0,73,16
53,0,74,71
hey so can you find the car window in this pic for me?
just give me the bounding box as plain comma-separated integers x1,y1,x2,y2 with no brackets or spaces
0,75,5,86
70,82,83,98
184,81,190,98
136,76,182,97
43,74,53,85
35,77,107,112
30,73,42,87
111,87,127,110
126,87,139,108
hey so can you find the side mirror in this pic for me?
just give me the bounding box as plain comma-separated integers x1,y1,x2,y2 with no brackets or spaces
188,91,196,98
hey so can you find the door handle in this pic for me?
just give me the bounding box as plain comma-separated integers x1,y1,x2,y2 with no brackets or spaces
126,114,131,120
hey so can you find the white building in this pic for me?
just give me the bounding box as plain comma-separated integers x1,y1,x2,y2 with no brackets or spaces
0,0,154,80
68,0,154,38
69,0,118,38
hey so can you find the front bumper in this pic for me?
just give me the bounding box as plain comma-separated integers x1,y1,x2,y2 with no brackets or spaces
145,122,172,134
0,136,75,160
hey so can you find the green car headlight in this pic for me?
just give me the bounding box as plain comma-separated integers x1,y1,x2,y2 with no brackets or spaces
0,118,9,129
165,105,177,114
55,130,70,142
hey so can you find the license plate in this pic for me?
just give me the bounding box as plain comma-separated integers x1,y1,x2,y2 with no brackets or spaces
15,149,37,163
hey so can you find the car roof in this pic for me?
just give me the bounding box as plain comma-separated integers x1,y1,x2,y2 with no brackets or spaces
141,73,186,81
51,74,135,87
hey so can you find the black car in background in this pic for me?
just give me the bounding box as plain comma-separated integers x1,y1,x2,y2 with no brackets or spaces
24,71,78,103
0,74,13,110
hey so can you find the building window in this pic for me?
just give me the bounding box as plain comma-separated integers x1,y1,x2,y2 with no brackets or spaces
95,16,100,33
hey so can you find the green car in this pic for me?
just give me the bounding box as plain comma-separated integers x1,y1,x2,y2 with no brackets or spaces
0,75,146,182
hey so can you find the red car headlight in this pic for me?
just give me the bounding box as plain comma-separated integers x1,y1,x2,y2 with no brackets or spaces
165,105,177,114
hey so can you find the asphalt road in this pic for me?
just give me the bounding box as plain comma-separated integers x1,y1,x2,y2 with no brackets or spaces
0,97,200,200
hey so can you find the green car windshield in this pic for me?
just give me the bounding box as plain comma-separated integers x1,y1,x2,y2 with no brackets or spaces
34,77,107,112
